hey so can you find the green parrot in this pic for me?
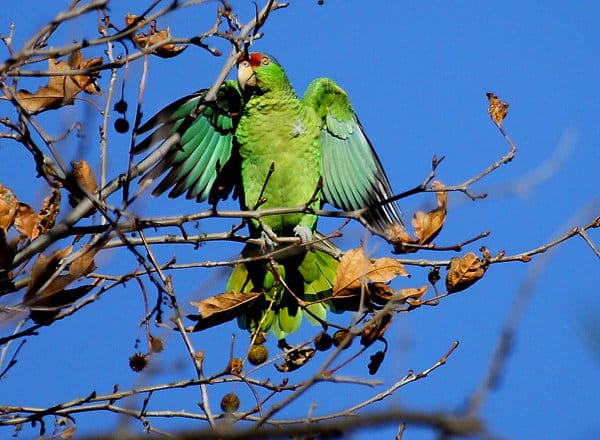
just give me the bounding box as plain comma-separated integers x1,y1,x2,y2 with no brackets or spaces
134,52,403,339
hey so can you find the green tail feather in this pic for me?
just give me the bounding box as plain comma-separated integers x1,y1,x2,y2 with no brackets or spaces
227,245,339,339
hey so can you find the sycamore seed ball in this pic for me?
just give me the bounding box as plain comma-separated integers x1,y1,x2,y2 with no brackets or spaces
248,344,268,365
220,393,240,413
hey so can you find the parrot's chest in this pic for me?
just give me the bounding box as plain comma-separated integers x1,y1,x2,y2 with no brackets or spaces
237,99,320,172
236,97,322,229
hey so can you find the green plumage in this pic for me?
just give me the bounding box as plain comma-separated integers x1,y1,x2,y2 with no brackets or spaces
135,52,403,338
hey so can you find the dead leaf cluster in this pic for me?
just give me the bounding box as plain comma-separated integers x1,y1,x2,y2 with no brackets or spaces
331,247,423,308
13,50,102,114
126,14,186,58
0,183,61,242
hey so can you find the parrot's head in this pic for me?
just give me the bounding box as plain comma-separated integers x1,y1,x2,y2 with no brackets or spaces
237,52,287,92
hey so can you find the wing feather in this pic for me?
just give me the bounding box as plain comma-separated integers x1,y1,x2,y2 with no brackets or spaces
134,80,243,204
303,78,403,238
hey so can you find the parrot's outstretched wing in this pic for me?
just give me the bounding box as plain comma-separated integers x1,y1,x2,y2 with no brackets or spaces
302,78,403,237
134,80,243,204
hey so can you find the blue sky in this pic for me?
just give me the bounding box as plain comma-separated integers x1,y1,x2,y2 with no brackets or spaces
1,1,599,439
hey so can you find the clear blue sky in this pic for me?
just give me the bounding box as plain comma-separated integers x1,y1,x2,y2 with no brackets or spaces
1,1,599,439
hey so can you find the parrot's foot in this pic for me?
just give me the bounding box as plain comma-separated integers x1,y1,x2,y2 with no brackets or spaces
293,225,314,244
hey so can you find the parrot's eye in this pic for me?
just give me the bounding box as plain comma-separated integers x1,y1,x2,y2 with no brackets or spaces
261,56,270,65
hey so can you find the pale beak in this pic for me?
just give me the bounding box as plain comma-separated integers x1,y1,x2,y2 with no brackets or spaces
237,60,256,90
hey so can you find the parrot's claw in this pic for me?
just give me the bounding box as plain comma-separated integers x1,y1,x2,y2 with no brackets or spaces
293,225,314,244
260,230,277,252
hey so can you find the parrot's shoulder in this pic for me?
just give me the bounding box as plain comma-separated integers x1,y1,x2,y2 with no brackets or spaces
301,77,355,122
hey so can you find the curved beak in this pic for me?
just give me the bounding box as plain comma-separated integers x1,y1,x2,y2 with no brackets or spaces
237,60,256,90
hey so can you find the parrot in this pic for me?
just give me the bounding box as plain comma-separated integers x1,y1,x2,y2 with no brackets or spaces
133,52,403,339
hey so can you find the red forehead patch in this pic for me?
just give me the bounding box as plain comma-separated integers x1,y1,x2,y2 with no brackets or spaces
249,52,263,67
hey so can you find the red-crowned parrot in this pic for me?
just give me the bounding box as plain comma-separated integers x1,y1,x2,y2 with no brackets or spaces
134,52,403,339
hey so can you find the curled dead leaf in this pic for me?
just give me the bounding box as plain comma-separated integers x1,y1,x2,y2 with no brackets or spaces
0,184,18,232
275,347,315,372
188,291,262,332
68,244,98,278
127,14,186,58
68,50,102,94
14,203,42,240
398,285,429,306
70,160,98,194
13,50,102,114
446,252,488,293
67,160,98,214
369,283,428,307
29,284,96,325
412,181,447,244
24,244,100,324
360,312,392,347
386,222,420,254
38,188,61,234
486,92,509,127
368,282,396,305
13,189,61,240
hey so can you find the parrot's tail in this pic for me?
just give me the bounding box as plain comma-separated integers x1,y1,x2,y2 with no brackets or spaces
228,243,340,340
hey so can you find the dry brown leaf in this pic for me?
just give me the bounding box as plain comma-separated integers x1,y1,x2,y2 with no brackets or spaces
15,60,66,113
127,14,186,58
360,312,392,347
14,50,102,114
68,50,102,94
59,425,76,440
446,252,488,293
71,160,98,194
369,283,428,306
13,203,42,239
29,284,96,325
188,291,262,332
398,285,429,305
368,282,397,305
0,184,18,232
333,247,370,294
24,245,99,324
67,160,98,213
275,347,315,372
486,92,509,127
367,257,409,283
38,188,61,235
13,188,61,240
333,247,408,299
412,180,447,244
24,246,73,302
68,244,99,278
387,222,419,254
